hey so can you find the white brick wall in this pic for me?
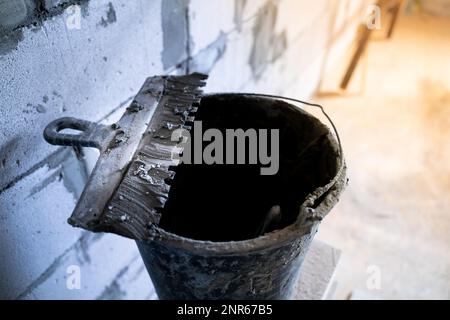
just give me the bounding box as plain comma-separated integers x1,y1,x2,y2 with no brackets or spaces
0,0,367,299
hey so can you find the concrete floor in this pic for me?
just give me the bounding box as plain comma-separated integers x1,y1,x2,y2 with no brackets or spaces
314,13,450,299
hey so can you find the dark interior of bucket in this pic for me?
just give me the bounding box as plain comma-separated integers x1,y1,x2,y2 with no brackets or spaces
158,95,339,242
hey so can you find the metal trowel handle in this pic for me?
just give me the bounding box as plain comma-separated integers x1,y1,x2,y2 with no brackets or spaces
44,117,115,150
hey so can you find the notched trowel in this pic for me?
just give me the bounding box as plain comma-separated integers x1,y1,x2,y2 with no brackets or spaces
43,73,208,240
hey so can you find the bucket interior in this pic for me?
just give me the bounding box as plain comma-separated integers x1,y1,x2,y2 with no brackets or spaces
158,95,339,242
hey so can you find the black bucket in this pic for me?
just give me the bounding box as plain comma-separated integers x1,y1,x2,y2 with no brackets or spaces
137,93,347,300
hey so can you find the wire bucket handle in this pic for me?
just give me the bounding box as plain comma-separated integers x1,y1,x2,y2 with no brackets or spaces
237,93,343,158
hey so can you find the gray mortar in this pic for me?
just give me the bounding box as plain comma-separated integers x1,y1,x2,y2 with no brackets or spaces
188,32,227,74
161,0,190,70
234,0,247,32
0,0,89,56
98,2,116,27
249,1,287,80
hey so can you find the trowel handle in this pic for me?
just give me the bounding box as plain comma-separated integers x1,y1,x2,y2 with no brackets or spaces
44,117,113,150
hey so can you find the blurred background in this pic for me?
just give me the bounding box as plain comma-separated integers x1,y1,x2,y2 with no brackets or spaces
315,0,450,299
0,0,449,299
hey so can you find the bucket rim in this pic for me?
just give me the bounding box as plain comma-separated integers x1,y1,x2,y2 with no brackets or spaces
143,93,347,255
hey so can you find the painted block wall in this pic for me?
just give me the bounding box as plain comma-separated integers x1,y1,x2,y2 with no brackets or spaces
0,0,368,299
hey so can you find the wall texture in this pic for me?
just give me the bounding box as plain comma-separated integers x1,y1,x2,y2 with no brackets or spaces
0,0,368,299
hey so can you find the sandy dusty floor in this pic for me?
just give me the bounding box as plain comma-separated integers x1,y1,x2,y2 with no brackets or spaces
314,13,450,299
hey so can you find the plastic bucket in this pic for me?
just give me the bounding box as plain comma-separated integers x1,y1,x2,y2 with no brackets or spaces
137,93,347,300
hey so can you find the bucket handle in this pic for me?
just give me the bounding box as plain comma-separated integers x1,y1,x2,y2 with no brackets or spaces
235,93,343,158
